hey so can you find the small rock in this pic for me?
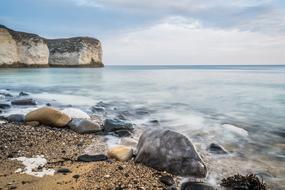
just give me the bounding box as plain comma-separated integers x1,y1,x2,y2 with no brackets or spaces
57,168,72,174
91,106,105,113
19,92,29,96
167,185,177,190
11,99,37,106
25,107,71,127
104,119,134,132
207,143,228,154
115,186,124,190
46,103,51,106
73,174,80,179
0,103,11,109
113,130,132,137
77,154,108,162
159,175,175,186
7,114,25,123
180,182,215,190
68,118,102,134
61,108,90,119
107,145,133,161
117,165,124,170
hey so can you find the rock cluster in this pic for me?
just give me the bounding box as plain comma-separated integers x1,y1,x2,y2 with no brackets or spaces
0,25,103,67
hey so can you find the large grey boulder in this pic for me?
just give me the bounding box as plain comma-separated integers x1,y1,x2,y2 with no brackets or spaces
135,129,207,177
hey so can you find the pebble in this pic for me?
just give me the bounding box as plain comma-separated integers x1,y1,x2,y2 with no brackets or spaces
57,168,72,174
77,154,108,162
11,99,37,106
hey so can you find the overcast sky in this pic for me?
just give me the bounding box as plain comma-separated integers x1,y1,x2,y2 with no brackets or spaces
1,0,285,65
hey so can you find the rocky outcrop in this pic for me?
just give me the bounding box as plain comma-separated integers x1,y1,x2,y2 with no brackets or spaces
47,37,102,67
0,25,49,67
0,25,103,67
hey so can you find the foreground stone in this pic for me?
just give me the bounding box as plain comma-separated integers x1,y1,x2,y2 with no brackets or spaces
77,154,108,162
135,129,207,177
25,107,71,127
68,118,102,134
107,145,133,161
11,99,36,106
207,143,228,154
104,119,134,133
181,182,215,190
7,114,25,123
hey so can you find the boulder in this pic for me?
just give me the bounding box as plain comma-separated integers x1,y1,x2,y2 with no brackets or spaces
107,145,133,161
61,108,90,119
104,119,134,132
25,107,71,127
207,143,228,154
11,99,36,106
68,118,102,134
7,114,25,123
135,129,207,177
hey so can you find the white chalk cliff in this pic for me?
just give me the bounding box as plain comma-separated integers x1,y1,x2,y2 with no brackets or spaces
0,25,103,67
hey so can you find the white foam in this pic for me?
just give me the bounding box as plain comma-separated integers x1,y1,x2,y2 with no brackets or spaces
222,124,249,137
35,92,97,106
105,135,121,148
61,108,90,119
0,120,6,124
11,155,55,177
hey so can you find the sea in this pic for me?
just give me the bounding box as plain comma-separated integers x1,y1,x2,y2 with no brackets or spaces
0,65,284,189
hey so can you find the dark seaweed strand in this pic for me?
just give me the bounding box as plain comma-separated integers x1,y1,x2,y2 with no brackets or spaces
221,174,267,190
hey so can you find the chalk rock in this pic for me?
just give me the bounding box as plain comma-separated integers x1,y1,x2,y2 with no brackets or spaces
61,108,90,119
0,25,49,67
25,107,71,127
135,129,207,177
47,37,103,67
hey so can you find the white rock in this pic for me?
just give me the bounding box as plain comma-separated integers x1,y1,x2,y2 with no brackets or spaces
61,108,90,119
11,155,55,177
222,124,248,137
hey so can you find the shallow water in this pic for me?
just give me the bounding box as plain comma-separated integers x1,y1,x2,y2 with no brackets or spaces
0,65,285,188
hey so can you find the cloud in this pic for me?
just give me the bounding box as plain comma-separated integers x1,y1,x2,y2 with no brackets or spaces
103,16,285,65
69,0,285,34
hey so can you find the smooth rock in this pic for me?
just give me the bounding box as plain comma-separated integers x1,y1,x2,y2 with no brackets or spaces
57,168,72,174
104,119,134,132
68,118,102,134
113,130,132,137
61,108,90,119
7,114,25,123
77,154,107,162
159,175,175,186
120,137,138,148
135,129,207,177
107,145,133,161
19,92,29,96
11,99,37,106
181,182,215,190
0,103,11,109
207,143,228,154
25,107,71,127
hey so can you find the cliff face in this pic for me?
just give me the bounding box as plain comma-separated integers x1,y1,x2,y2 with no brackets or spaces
0,25,49,67
0,25,103,67
47,37,103,67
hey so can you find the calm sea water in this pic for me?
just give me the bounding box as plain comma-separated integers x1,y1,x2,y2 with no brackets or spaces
0,65,285,188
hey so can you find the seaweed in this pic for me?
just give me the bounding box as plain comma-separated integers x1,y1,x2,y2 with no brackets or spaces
221,174,267,190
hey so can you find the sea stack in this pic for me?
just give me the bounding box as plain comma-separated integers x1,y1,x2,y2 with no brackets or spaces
0,25,103,67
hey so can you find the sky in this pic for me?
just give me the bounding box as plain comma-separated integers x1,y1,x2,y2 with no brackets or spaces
0,0,285,65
